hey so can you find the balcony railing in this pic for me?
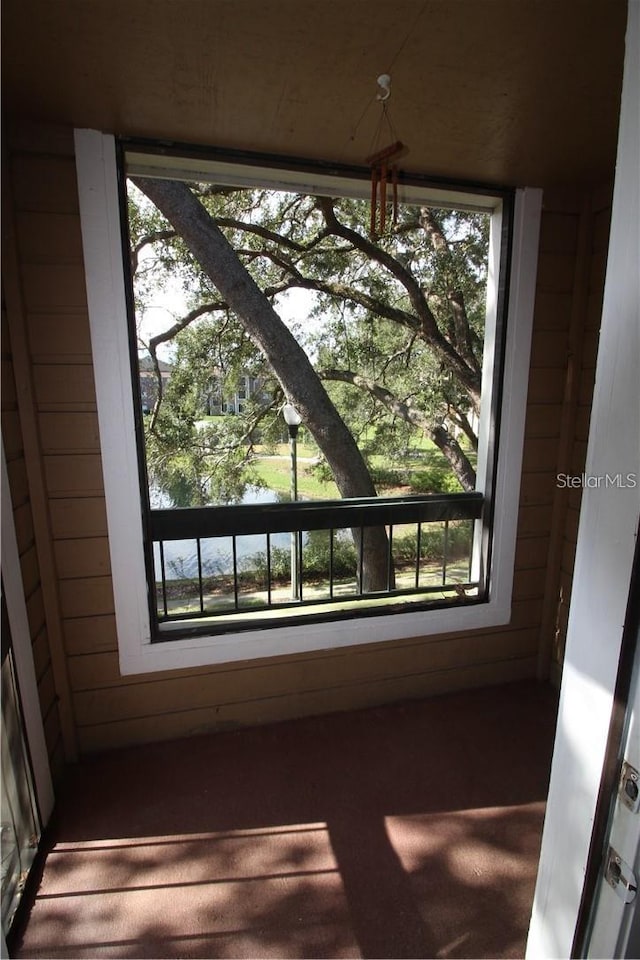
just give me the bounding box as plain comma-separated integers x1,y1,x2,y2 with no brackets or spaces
148,492,484,636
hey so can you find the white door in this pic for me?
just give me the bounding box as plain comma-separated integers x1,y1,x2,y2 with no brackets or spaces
584,546,640,957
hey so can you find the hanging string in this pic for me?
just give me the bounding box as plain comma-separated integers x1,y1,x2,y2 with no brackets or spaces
343,1,427,236
368,101,400,159
366,89,406,238
344,0,428,151
347,98,376,149
385,0,428,75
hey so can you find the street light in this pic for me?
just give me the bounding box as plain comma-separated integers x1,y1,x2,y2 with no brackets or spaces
282,403,302,599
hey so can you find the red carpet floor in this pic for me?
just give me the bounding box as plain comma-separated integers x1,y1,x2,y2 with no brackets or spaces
13,680,557,959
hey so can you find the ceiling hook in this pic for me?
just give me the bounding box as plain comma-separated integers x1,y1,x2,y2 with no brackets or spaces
376,74,391,102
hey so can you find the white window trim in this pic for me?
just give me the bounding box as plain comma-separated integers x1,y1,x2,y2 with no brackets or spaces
74,128,541,676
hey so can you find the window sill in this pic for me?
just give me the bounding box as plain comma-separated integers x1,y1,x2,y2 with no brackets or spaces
121,594,512,675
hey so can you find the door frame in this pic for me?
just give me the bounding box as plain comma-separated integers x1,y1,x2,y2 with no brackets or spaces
1,439,54,828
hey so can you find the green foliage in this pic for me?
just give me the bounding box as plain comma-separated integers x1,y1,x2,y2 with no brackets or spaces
408,466,463,495
242,546,290,583
241,530,358,585
302,530,357,579
236,522,471,590
367,466,404,489
393,522,472,563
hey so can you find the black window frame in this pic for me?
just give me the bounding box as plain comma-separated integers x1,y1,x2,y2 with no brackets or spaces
115,137,514,643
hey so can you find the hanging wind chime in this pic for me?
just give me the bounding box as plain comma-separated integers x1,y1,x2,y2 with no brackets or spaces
366,74,407,240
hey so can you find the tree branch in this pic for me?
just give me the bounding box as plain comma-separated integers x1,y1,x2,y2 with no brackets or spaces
229,241,421,331
321,367,476,490
131,229,176,273
213,214,331,256
317,197,482,404
148,301,228,352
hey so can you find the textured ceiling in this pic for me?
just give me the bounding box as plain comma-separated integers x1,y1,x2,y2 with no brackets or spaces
2,0,628,188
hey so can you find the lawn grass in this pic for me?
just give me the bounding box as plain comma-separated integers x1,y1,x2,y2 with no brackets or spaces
251,432,476,500
253,455,340,499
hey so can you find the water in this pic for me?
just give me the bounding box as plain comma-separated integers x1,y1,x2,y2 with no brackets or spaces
151,485,299,581
149,481,288,509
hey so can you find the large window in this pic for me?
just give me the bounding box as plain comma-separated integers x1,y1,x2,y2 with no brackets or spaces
75,130,540,675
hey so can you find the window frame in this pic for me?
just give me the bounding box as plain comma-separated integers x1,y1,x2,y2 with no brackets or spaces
75,128,541,676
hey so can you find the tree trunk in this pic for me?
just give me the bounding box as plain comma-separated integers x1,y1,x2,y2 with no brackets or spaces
133,176,390,591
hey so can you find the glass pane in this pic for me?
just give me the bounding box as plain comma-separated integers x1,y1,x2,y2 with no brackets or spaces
236,534,270,609
125,155,500,630
1,650,39,936
330,529,359,597
128,178,487,514
155,538,202,616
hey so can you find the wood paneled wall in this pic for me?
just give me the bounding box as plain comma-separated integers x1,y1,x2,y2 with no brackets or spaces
1,122,606,755
526,187,610,684
543,187,611,680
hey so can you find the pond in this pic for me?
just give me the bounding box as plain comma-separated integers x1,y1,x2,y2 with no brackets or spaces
150,484,305,581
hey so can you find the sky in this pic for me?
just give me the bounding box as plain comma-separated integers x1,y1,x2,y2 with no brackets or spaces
137,282,317,362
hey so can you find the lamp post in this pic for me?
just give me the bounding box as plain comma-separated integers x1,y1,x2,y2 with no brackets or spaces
282,403,302,600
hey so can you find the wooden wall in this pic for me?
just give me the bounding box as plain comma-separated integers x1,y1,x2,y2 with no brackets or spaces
1,121,606,757
533,187,611,683
553,187,611,677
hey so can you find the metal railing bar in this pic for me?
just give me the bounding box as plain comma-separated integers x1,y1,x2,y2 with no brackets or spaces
329,528,335,599
267,534,272,607
149,492,483,540
158,540,168,617
152,515,481,628
232,536,239,610
442,520,449,586
197,538,204,614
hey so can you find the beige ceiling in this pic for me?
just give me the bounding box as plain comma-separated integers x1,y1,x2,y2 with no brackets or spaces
2,0,628,189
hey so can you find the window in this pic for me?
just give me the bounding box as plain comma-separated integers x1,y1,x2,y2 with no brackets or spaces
75,130,541,675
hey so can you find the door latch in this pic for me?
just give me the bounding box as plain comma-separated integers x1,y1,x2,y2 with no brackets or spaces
605,846,637,904
620,761,640,813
